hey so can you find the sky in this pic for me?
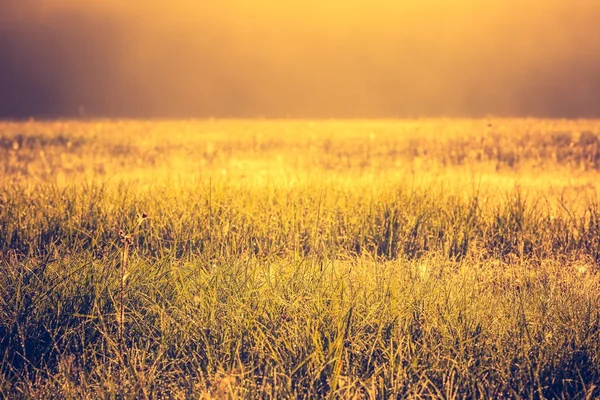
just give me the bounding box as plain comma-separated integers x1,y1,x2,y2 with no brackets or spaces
1,0,600,119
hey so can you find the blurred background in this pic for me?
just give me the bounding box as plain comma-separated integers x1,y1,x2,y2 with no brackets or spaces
1,0,600,119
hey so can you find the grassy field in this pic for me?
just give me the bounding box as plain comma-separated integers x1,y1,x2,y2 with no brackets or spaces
1,119,600,398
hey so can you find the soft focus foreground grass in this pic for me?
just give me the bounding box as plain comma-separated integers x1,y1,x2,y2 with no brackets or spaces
1,119,600,398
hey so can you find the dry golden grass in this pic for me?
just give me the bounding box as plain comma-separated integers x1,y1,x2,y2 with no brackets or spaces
1,119,600,398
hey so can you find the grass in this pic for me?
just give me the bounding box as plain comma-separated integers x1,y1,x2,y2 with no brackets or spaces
1,119,600,398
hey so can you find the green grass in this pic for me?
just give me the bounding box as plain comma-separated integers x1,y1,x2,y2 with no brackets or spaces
1,119,600,398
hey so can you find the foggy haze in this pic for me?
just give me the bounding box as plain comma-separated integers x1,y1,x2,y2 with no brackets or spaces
1,0,600,118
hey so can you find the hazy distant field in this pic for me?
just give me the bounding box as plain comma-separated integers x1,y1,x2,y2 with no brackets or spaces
1,119,600,398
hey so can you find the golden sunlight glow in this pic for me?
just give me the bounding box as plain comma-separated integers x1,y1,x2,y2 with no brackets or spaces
2,0,600,117
3,4,600,395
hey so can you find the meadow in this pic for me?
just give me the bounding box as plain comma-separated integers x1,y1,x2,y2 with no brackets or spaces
1,119,600,398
